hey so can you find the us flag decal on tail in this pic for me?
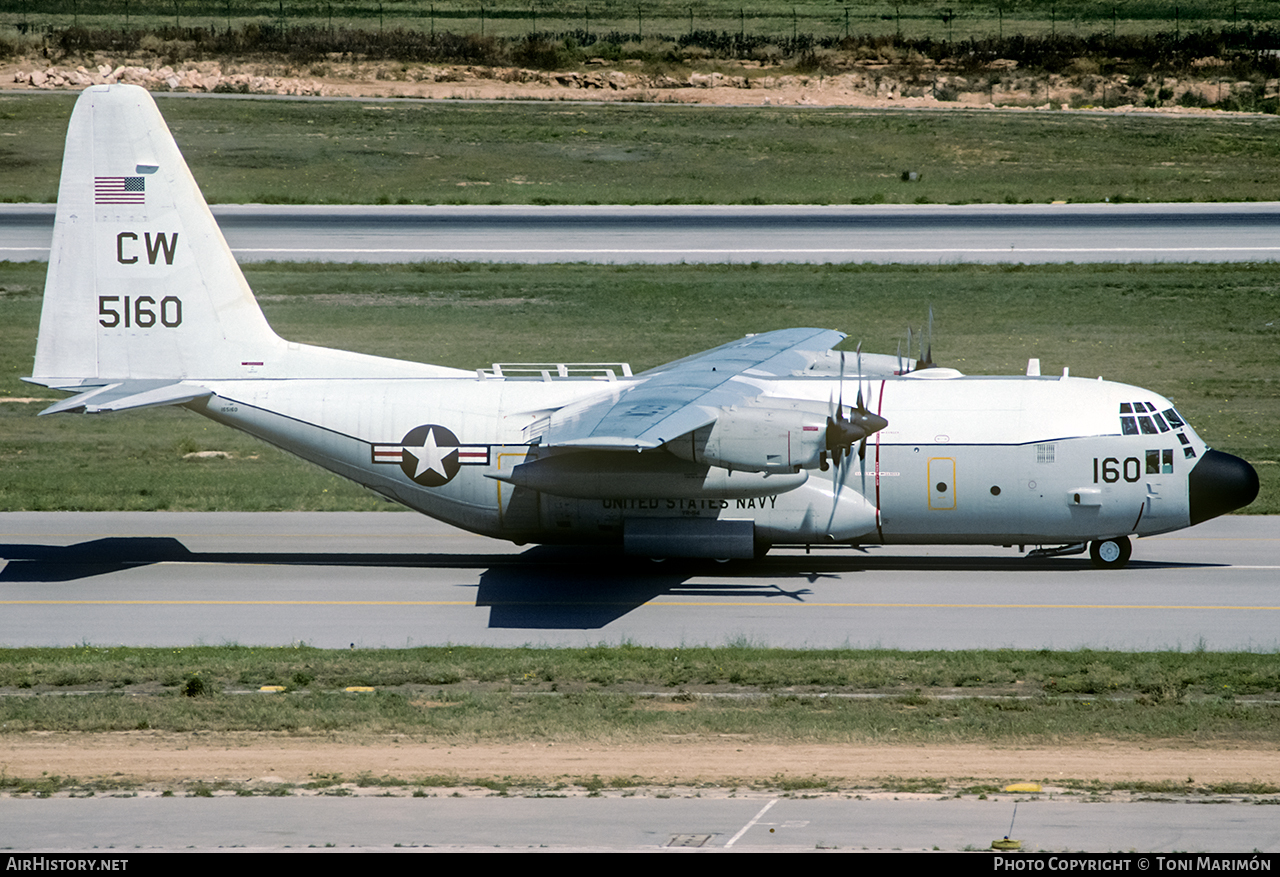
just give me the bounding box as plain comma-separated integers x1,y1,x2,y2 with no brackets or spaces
95,176,145,204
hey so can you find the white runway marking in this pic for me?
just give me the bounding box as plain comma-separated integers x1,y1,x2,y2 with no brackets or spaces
724,798,778,848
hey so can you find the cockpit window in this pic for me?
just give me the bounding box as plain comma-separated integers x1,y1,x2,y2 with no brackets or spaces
1121,403,1188,437
1121,402,1189,437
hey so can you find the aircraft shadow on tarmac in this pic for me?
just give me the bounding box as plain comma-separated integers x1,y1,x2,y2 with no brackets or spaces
0,537,1224,629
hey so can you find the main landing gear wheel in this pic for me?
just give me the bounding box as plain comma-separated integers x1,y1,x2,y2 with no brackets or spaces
1089,536,1132,570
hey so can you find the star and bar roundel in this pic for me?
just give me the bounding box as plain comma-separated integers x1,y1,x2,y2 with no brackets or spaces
371,425,489,487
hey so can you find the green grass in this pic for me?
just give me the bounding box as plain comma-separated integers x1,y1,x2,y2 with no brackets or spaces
7,643,1280,694
4,94,1280,205
5,688,1278,743
3,645,1280,745
2,259,1276,512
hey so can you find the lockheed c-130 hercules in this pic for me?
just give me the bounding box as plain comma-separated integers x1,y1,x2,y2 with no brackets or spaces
28,85,1259,569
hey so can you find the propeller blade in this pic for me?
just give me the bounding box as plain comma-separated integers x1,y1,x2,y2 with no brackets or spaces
858,435,868,496
917,306,936,370
855,341,864,411
838,350,846,412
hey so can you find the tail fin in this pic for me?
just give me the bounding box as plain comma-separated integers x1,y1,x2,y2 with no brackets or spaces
30,85,465,398
32,84,282,388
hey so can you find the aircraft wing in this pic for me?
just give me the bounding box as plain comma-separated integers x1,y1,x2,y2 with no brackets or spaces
37,380,213,415
541,328,846,450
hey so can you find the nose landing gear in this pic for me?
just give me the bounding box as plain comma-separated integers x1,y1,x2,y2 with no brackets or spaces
1089,536,1132,569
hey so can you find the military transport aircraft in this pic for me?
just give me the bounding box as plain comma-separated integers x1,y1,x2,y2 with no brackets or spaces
27,85,1259,568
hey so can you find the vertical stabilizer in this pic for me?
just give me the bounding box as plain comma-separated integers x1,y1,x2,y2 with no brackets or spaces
32,85,283,387
32,85,470,390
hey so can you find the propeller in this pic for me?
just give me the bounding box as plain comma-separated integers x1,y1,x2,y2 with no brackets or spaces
825,344,889,529
900,307,937,374
826,345,888,460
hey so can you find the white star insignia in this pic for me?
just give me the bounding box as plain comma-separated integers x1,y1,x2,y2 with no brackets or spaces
403,428,455,480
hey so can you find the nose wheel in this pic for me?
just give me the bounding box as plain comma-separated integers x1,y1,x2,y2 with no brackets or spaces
1089,536,1132,569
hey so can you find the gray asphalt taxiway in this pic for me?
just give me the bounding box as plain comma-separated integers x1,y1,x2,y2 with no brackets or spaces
4,793,1279,852
1,512,1276,650
5,202,1280,264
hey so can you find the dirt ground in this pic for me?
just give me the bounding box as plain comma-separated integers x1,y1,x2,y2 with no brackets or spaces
4,56,1261,116
4,733,1280,796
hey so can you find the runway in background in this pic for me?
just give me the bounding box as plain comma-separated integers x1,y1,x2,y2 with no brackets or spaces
5,202,1280,264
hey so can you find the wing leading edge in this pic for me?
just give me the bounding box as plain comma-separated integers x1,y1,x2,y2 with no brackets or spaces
541,328,846,451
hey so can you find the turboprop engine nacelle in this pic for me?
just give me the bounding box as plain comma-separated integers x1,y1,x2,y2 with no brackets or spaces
665,405,831,474
487,448,808,499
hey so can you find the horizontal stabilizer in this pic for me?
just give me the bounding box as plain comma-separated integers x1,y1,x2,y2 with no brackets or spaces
39,380,211,415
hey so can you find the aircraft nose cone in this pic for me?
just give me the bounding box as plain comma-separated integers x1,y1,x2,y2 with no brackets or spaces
1188,449,1259,526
